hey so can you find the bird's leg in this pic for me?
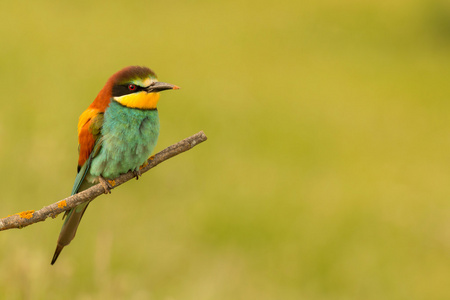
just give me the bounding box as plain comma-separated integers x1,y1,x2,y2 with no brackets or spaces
133,169,141,180
134,155,155,180
98,176,114,194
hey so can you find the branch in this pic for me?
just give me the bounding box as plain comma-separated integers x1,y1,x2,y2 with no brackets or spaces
0,131,208,231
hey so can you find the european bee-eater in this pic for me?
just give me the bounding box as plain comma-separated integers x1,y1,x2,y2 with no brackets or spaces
51,66,179,265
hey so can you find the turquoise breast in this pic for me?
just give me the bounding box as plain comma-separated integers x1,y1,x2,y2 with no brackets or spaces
89,100,160,180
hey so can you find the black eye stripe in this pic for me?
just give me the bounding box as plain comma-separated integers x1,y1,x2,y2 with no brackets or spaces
112,84,146,97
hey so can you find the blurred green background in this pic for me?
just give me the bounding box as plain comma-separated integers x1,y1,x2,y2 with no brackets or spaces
1,0,450,299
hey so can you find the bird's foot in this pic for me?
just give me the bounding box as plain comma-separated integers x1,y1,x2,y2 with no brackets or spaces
99,176,114,194
136,155,154,179
133,169,141,180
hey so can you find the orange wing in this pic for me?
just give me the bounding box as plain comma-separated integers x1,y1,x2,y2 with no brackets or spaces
77,108,104,171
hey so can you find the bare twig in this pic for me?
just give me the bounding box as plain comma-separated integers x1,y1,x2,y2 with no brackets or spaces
0,131,207,231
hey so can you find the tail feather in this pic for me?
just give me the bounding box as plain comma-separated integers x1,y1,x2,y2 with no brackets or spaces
50,202,90,265
51,244,64,265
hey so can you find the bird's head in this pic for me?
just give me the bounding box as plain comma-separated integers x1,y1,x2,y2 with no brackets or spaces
92,66,179,111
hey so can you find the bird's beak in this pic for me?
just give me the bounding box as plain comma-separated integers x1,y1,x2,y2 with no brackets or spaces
147,82,180,93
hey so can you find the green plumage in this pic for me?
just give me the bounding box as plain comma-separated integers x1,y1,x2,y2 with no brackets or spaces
89,101,160,180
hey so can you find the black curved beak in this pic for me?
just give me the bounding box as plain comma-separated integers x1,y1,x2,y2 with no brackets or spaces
147,82,180,93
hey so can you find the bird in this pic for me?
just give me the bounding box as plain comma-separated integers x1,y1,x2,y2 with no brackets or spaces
51,66,179,265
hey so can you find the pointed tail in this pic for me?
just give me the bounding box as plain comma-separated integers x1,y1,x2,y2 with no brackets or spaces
51,244,64,265
50,202,90,265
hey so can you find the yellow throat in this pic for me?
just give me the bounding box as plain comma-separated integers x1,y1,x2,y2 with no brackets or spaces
114,92,160,110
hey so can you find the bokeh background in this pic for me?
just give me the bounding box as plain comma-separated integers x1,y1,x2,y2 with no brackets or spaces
1,0,450,299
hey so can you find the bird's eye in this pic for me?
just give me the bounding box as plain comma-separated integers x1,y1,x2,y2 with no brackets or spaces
128,84,137,91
